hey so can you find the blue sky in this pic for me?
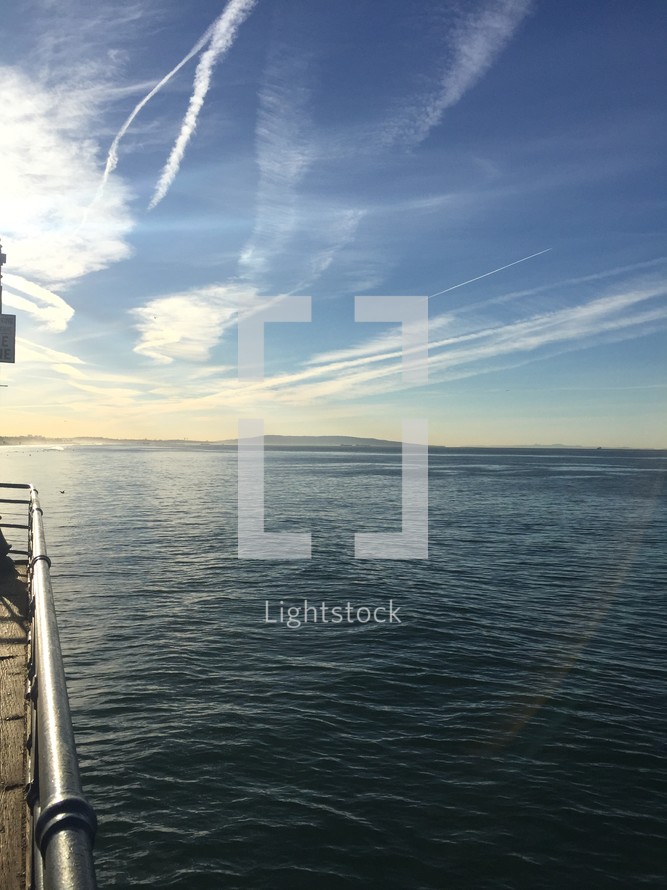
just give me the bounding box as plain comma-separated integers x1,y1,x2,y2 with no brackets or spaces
0,0,665,446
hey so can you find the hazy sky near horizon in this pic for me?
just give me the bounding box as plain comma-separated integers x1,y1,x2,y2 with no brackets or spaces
0,0,666,446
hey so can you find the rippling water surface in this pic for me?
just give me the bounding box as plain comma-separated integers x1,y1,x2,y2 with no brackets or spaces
1,446,666,888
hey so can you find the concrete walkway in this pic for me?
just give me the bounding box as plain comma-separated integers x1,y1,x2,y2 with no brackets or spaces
0,563,29,890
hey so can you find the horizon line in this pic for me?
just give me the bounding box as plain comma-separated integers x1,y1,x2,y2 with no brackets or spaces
1,434,663,451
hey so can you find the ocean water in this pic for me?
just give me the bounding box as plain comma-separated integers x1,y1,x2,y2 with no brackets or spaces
1,445,666,889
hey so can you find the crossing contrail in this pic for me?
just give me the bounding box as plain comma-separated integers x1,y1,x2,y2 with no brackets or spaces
149,0,258,210
95,24,216,204
429,248,552,299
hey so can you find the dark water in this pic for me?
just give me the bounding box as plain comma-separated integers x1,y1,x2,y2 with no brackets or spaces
1,446,666,888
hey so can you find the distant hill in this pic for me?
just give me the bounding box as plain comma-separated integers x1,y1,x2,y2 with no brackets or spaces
221,434,403,448
1,435,658,451
0,434,404,449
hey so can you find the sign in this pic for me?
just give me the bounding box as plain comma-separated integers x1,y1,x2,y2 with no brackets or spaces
0,314,16,363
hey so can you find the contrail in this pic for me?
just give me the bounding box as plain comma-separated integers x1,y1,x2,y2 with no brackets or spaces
94,24,217,206
149,0,258,210
429,248,552,299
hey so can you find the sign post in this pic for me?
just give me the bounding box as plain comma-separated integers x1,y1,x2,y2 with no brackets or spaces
0,242,16,364
0,241,5,314
0,314,16,363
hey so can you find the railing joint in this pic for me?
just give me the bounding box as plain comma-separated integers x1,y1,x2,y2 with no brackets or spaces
35,796,98,851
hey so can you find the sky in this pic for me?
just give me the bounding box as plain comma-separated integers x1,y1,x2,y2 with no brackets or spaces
0,0,666,447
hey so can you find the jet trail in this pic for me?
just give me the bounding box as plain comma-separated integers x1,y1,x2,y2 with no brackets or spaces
95,24,216,204
429,248,552,299
148,0,258,210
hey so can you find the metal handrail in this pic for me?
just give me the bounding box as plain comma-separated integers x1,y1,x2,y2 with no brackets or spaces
23,486,97,890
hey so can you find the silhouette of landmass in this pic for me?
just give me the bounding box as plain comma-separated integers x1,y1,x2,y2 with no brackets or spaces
0,435,655,450
0,434,404,449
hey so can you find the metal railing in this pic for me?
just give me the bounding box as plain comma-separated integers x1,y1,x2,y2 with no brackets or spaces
1,483,97,889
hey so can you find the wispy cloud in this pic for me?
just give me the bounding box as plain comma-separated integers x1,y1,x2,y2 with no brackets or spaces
52,363,147,386
149,0,258,210
11,336,156,413
426,285,667,379
237,49,367,293
232,0,533,295
476,256,667,309
56,378,147,407
384,0,533,147
16,338,85,366
237,48,315,285
2,274,75,332
21,270,661,432
121,277,667,421
122,243,667,419
305,249,553,367
260,280,667,406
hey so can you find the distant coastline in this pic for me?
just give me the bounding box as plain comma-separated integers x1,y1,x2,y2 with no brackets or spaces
1,435,663,452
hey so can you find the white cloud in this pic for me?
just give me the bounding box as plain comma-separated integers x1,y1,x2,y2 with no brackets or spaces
0,66,134,288
131,283,259,364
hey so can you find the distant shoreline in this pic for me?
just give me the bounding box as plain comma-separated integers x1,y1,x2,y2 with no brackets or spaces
1,435,664,453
